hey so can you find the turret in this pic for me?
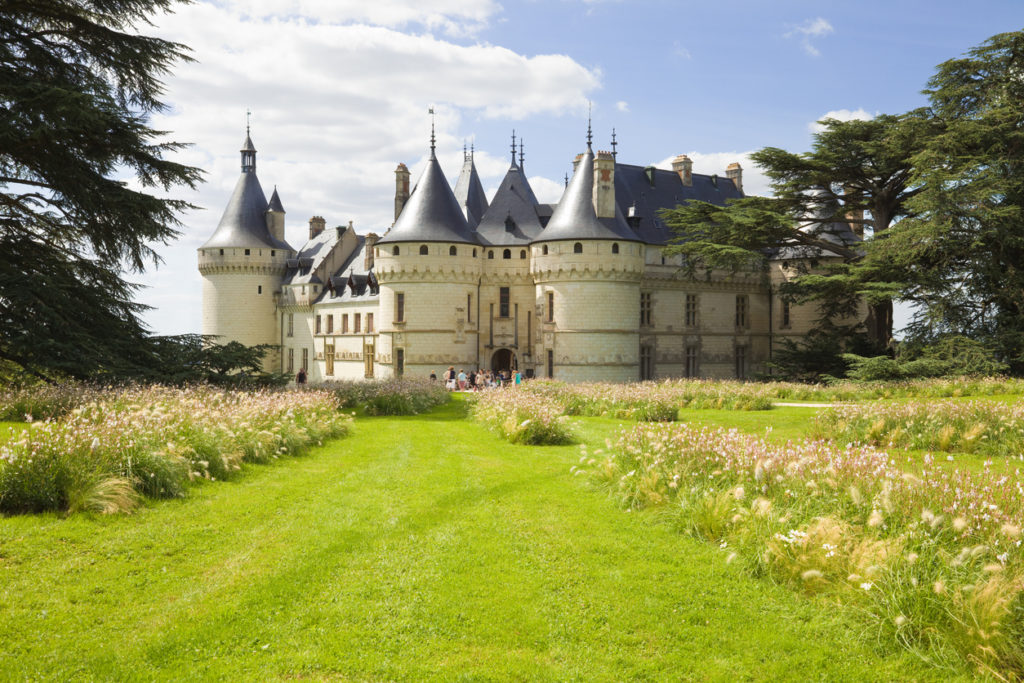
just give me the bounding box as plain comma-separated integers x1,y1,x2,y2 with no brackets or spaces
197,129,294,372
531,126,643,382
453,145,489,229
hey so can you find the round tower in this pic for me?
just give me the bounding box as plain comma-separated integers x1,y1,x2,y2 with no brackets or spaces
375,132,481,379
531,137,643,382
197,131,295,371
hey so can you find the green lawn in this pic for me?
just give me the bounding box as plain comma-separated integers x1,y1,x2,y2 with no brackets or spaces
0,397,957,681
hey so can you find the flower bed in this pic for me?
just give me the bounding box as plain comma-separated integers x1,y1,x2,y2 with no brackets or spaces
470,389,574,445
814,399,1024,457
579,422,1024,676
0,386,351,515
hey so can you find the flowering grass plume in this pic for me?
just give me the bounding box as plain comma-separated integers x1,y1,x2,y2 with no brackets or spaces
319,377,448,416
0,383,110,422
815,399,1024,457
470,389,575,445
525,379,774,417
0,386,351,515
580,422,1024,677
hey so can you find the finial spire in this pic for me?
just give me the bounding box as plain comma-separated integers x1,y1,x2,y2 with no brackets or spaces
611,128,618,161
470,142,475,159
519,139,524,169
510,129,517,165
586,102,593,149
564,172,570,188
463,141,467,161
429,106,436,157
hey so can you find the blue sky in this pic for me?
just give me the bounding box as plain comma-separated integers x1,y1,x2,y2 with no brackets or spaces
140,0,1023,335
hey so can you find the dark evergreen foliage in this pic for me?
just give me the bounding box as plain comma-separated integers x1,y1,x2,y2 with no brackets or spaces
0,0,201,379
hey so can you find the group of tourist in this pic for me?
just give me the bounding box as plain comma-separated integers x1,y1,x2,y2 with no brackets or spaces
430,366,522,391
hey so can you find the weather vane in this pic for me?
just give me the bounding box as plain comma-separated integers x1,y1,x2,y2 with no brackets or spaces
246,108,252,135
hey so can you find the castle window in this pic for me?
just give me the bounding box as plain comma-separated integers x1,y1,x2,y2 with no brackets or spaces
573,242,583,254
542,245,548,255
488,250,494,259
499,287,510,317
325,344,334,376
393,246,400,256
396,348,405,377
503,249,511,260
467,293,472,323
546,349,553,378
735,346,748,379
640,344,654,381
473,248,477,257
547,291,554,322
449,245,457,256
271,250,276,257
354,313,361,333
219,249,224,256
735,295,749,329
640,292,653,326
520,250,526,259
244,249,250,256
612,243,619,254
287,313,294,337
258,285,262,294
367,313,374,333
396,293,405,322
419,245,428,255
685,346,699,378
315,315,322,335
302,347,308,372
342,314,349,334
326,315,333,334
287,348,294,374
685,294,698,328
781,299,791,328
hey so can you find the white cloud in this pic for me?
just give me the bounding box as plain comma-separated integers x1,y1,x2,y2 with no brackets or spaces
654,151,771,198
138,2,600,334
217,0,500,35
672,41,691,60
527,175,567,204
616,100,629,113
808,108,874,133
785,17,833,57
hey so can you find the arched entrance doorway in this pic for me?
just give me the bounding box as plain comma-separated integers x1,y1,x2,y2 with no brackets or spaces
490,348,516,373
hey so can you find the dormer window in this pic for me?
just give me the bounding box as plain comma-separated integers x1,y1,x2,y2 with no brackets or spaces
504,215,515,233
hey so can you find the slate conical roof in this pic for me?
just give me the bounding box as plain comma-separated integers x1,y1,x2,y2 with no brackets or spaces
475,161,542,246
453,153,489,230
267,187,285,213
534,145,638,244
201,135,292,250
378,149,476,244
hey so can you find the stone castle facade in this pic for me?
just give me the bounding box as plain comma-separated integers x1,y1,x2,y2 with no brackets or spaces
198,128,864,383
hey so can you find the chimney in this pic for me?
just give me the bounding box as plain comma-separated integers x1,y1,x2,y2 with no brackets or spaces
308,215,325,240
843,187,865,239
394,163,410,222
671,154,693,187
365,232,379,270
726,162,743,193
593,150,616,218
572,153,584,173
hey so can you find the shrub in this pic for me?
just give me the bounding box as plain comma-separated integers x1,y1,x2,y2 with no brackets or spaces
320,378,448,415
471,389,574,445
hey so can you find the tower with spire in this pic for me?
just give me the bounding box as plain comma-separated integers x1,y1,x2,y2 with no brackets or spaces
530,118,644,381
197,129,295,371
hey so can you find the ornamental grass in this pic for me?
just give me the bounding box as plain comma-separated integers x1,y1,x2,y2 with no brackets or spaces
580,422,1024,677
319,377,448,415
470,388,575,445
815,399,1024,457
0,386,351,515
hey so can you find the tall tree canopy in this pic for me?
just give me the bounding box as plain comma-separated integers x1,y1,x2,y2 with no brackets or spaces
871,30,1024,372
0,0,201,380
661,113,931,355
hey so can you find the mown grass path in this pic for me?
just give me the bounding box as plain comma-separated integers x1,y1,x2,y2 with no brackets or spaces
0,398,951,681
